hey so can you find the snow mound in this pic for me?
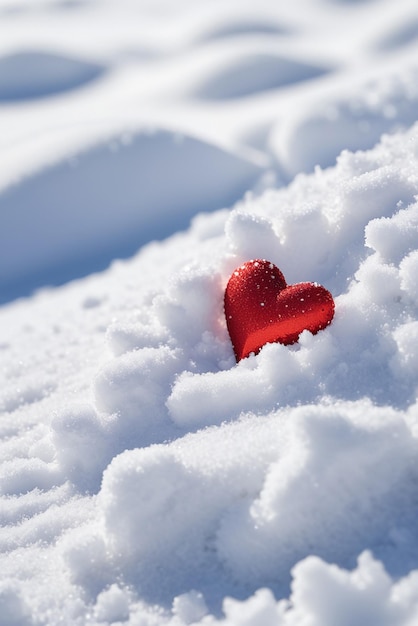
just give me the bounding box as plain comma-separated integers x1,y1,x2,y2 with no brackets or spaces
0,129,263,302
192,52,329,100
0,50,105,101
195,18,288,43
270,66,418,177
375,19,418,52
97,401,418,605
199,553,418,626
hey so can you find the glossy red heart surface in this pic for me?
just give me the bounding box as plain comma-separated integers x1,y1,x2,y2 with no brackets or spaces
224,259,335,361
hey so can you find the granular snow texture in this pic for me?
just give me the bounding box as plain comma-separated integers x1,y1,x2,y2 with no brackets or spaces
1,0,418,624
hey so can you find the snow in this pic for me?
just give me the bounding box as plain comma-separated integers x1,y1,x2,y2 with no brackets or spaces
1,0,418,624
0,129,263,302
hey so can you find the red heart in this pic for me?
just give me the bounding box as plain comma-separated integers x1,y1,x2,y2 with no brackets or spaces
224,259,335,361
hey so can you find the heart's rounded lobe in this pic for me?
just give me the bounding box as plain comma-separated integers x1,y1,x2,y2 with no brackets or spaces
224,259,335,361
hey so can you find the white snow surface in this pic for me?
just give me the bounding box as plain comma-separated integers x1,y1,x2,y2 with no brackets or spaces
1,0,418,624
